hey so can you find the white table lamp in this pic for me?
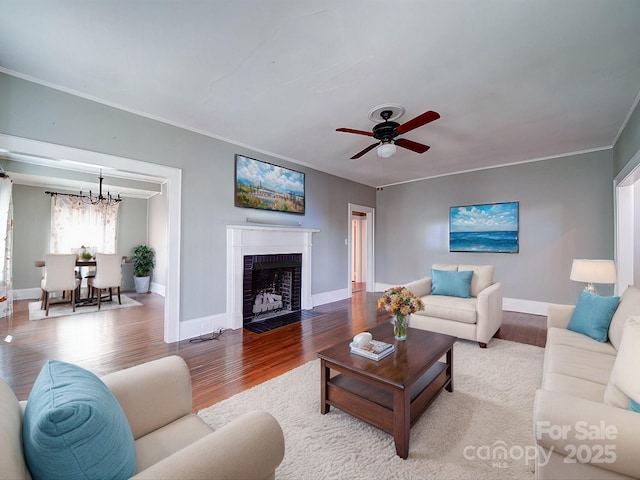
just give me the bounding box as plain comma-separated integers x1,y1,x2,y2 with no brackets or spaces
570,259,616,294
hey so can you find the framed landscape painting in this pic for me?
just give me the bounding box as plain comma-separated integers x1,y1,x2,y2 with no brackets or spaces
449,201,519,253
235,154,305,214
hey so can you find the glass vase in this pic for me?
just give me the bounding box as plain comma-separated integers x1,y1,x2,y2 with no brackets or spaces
394,314,408,341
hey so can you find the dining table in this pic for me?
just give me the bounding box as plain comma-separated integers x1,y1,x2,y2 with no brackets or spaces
34,259,96,267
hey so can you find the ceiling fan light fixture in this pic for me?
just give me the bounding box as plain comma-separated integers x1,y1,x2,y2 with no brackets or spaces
377,142,396,158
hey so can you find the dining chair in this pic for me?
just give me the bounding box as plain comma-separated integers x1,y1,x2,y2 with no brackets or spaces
87,253,122,310
41,254,81,316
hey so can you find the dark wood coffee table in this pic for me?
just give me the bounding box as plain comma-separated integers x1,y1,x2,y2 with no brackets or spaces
317,323,456,459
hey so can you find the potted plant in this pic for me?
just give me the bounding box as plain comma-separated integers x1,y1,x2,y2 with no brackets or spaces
132,244,155,293
80,245,93,261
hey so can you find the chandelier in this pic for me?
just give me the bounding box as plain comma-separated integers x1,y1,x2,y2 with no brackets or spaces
45,170,122,206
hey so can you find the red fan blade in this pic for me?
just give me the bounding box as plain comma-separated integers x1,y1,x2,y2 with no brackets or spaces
350,143,378,159
336,127,374,137
395,138,430,154
396,110,440,134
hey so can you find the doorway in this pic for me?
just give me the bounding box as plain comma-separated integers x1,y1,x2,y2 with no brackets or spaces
0,134,182,343
348,203,375,295
615,151,640,291
351,211,366,292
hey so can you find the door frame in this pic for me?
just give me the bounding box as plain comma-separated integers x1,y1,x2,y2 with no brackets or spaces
614,148,640,292
348,203,375,294
0,134,182,343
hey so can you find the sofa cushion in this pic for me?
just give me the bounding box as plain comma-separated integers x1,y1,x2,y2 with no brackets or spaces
543,343,616,386
567,291,619,342
605,316,640,409
418,295,477,324
22,360,137,480
431,269,473,298
541,371,607,403
546,327,618,356
608,285,640,350
459,264,494,297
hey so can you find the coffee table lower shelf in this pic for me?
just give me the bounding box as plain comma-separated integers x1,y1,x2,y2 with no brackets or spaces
321,359,452,458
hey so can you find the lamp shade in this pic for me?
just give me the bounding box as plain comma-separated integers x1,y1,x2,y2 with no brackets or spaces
377,142,396,158
570,259,617,284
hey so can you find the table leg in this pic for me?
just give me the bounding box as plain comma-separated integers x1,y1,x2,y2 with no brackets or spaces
446,346,454,392
320,359,330,414
393,389,410,459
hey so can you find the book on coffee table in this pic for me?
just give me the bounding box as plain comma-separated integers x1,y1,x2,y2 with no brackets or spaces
350,339,395,361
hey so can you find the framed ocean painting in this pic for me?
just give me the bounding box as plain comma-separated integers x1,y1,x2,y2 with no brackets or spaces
235,154,305,214
449,202,519,253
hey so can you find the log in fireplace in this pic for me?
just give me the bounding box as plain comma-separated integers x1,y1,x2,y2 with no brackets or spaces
243,253,302,323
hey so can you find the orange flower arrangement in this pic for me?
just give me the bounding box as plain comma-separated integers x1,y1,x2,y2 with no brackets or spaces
377,286,424,339
377,286,424,316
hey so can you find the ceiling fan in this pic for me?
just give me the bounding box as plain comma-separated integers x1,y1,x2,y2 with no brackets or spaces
336,109,440,159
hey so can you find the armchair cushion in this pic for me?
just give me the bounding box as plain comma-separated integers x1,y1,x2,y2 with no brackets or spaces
417,295,478,324
22,360,136,480
431,269,472,298
459,264,494,297
567,291,619,342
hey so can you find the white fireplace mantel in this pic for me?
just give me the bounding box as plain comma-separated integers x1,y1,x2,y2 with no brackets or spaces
226,224,319,330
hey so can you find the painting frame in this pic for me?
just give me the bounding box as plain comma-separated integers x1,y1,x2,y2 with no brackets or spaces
234,154,305,215
449,201,519,253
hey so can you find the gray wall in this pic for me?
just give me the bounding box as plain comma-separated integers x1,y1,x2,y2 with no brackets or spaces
0,73,376,322
375,150,615,304
11,183,148,290
614,100,640,177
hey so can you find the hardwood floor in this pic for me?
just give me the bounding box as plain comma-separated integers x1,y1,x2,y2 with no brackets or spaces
0,289,546,412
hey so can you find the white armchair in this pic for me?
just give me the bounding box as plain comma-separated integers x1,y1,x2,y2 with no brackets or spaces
404,264,503,348
0,356,285,480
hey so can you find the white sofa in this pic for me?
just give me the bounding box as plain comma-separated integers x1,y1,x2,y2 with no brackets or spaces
534,285,640,480
404,264,503,348
1,355,285,480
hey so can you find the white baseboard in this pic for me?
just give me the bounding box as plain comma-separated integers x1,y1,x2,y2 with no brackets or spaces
150,281,165,297
312,288,350,307
14,288,41,300
375,282,394,292
502,297,550,316
179,312,229,341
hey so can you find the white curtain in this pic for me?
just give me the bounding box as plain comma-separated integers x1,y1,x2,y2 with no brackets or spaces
50,196,119,254
0,176,13,318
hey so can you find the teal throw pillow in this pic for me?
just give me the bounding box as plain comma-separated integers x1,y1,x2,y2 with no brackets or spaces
630,399,640,413
22,360,137,480
431,269,473,298
567,291,620,343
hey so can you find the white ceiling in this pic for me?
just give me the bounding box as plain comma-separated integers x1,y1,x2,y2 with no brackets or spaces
1,0,639,187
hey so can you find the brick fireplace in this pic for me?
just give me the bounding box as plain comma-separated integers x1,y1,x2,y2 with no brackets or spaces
243,253,302,323
226,224,319,330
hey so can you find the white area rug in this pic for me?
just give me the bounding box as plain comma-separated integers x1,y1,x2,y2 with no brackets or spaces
198,339,544,480
29,294,142,320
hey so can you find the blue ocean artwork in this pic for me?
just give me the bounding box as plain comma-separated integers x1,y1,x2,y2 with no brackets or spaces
449,202,519,253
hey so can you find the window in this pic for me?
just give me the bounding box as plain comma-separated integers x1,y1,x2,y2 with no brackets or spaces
50,196,119,254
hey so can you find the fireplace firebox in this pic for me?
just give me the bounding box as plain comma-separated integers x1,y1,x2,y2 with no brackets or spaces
243,253,302,323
